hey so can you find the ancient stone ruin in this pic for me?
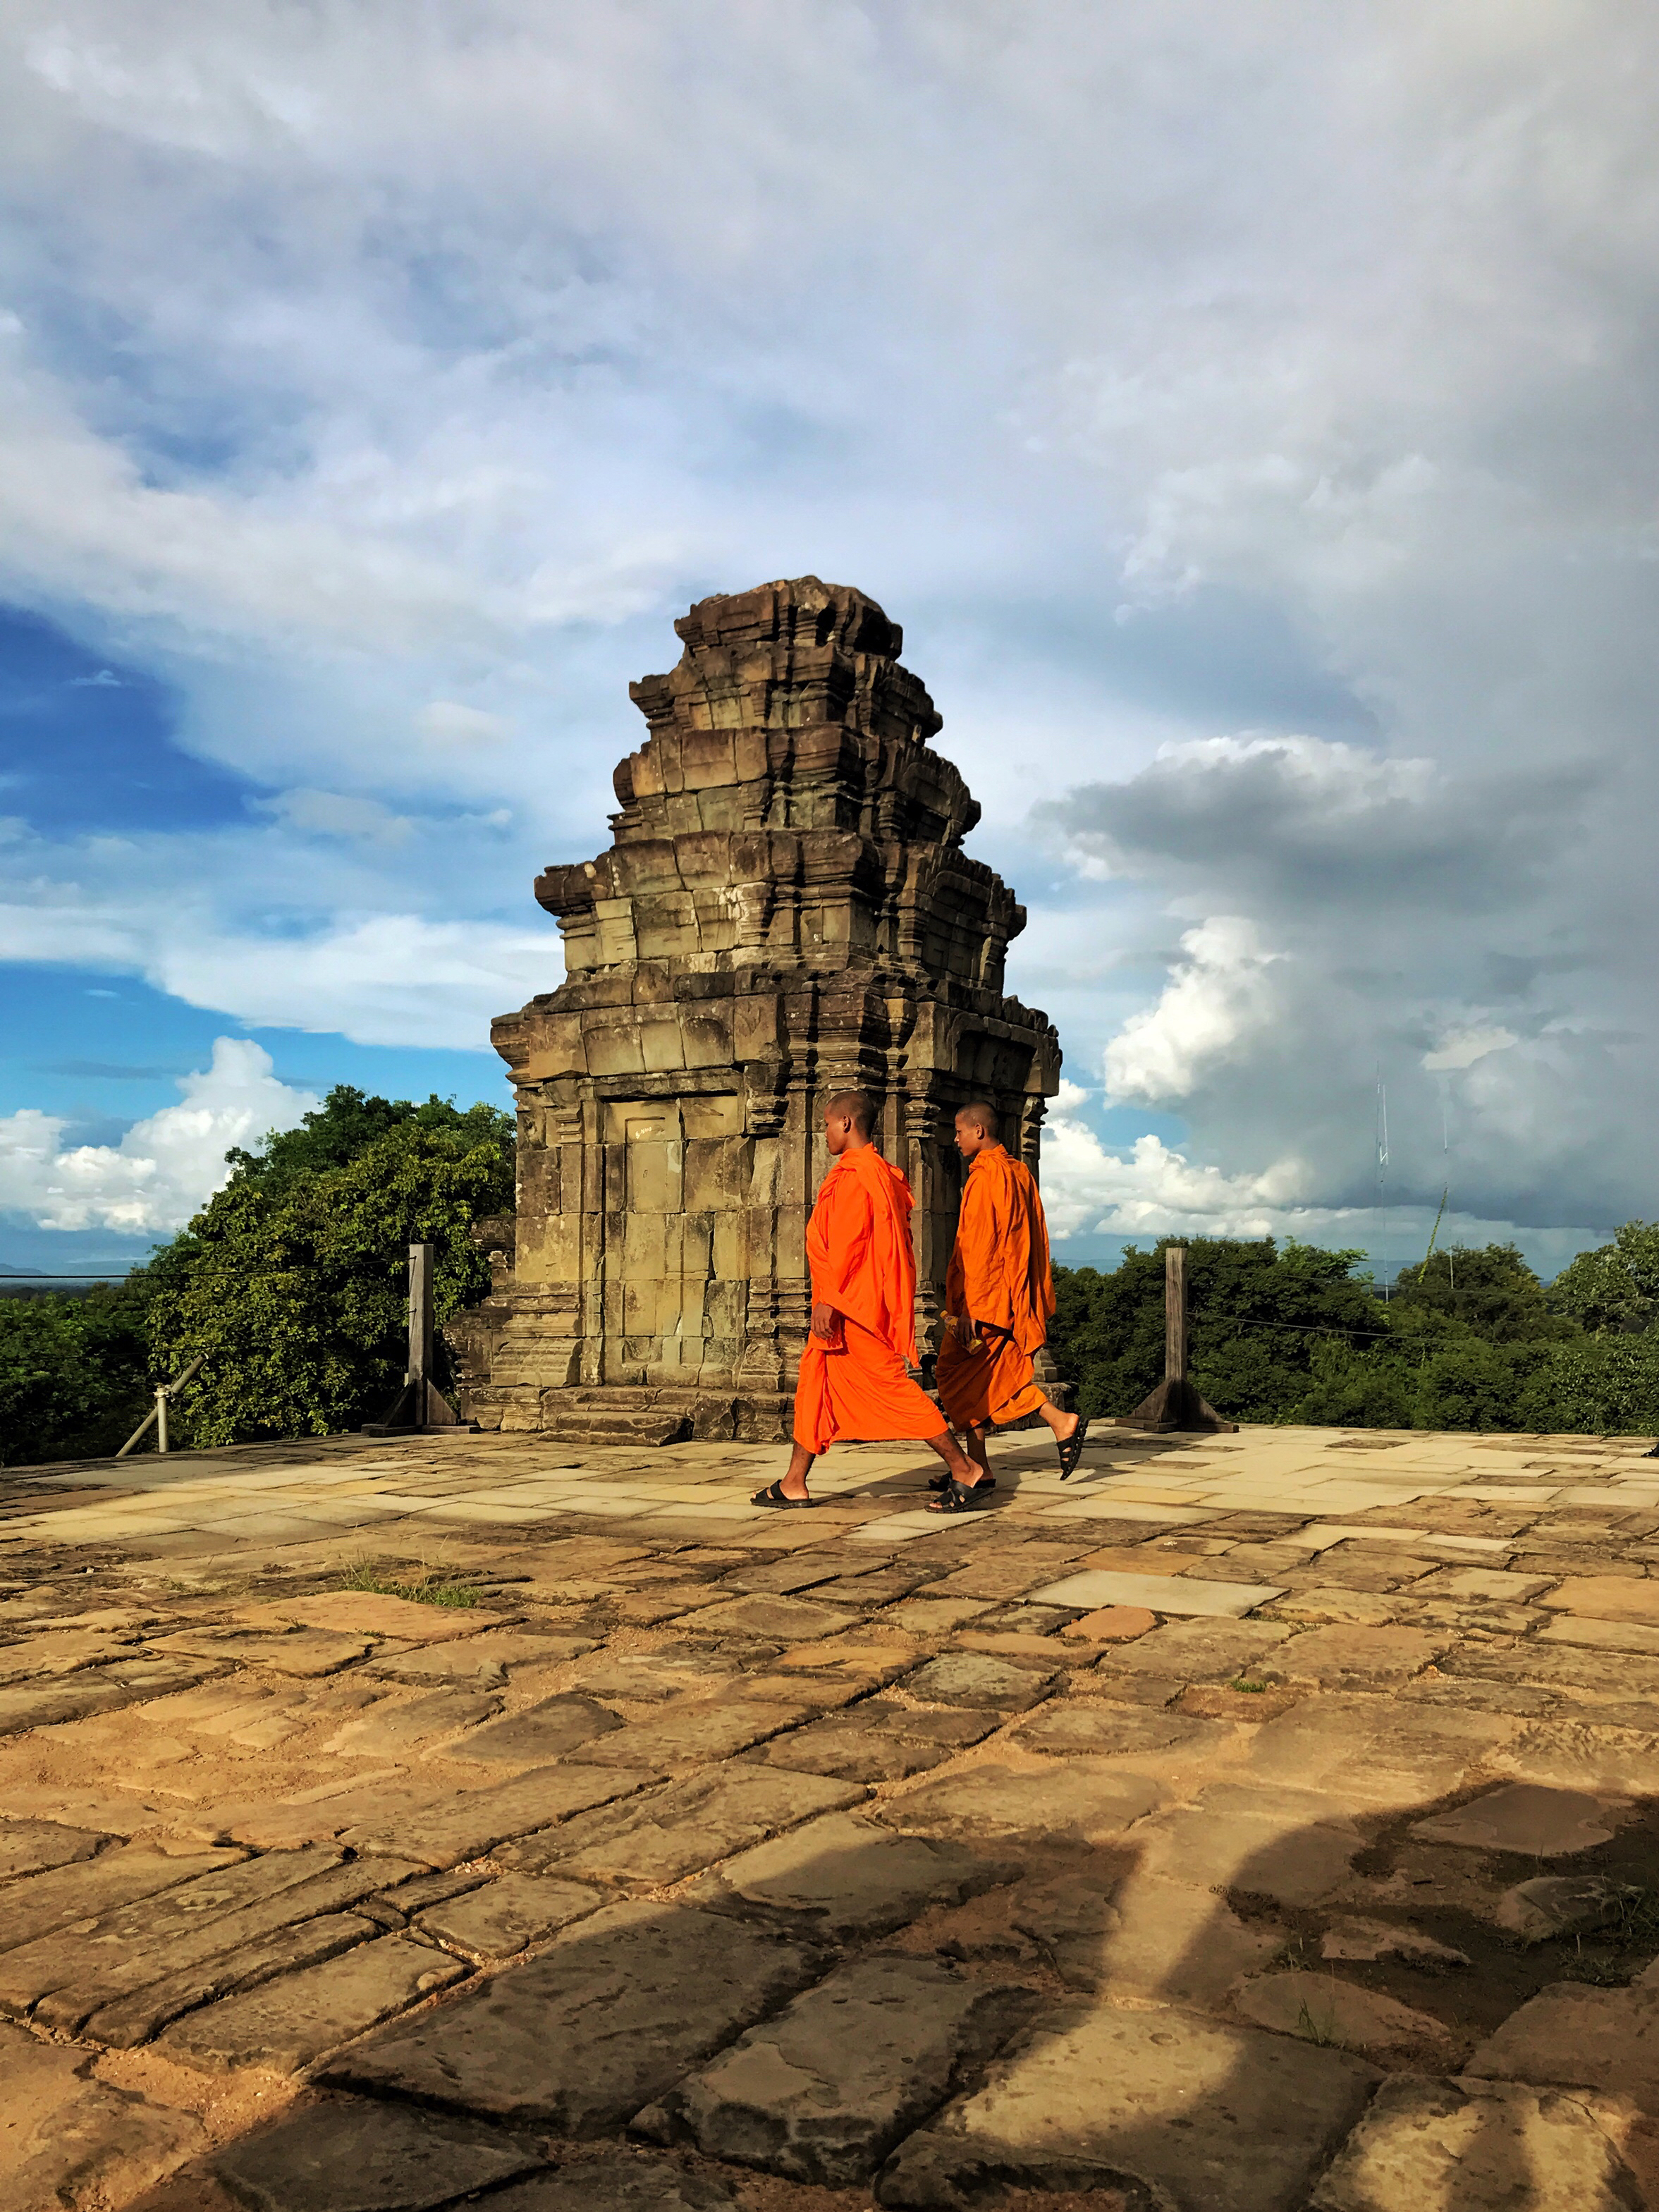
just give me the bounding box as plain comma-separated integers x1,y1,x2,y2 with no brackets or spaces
452,576,1061,1442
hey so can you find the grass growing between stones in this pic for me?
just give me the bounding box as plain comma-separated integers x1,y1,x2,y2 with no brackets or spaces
340,1558,480,1607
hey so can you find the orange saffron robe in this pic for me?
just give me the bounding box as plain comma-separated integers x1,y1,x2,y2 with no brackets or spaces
792,1143,943,1455
936,1142,1057,1431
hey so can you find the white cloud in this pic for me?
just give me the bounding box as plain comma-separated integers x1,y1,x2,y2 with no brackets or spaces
1424,1026,1518,1073
1041,1111,1309,1240
0,1038,315,1231
155,915,558,1049
417,701,512,744
1103,917,1285,1106
260,789,414,846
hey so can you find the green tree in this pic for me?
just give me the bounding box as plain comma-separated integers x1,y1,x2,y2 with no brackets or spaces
1386,1242,1572,1342
139,1088,514,1448
1549,1221,1659,1336
0,1285,152,1465
1051,1237,1386,1425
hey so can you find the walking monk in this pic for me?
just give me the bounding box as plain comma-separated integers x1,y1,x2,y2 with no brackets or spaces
753,1091,987,1510
934,1101,1089,1490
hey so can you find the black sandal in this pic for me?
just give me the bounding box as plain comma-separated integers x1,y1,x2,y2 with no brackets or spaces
927,1477,994,1513
752,1479,815,1508
1056,1415,1091,1481
927,1469,995,1492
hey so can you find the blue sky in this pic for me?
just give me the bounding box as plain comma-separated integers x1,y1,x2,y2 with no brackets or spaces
1,2,1653,1288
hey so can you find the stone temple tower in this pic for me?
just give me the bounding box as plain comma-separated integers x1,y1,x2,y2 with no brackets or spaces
451,576,1062,1443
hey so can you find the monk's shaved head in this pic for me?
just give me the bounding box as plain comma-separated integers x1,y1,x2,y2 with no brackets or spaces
955,1101,1000,1139
826,1088,877,1135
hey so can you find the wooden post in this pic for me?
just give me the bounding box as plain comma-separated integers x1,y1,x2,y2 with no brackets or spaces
361,1243,468,1434
1165,1245,1187,1385
1117,1242,1237,1434
408,1241,434,1429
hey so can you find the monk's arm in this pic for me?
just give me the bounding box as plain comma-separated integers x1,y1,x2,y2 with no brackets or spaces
811,1174,876,1337
953,1168,1010,1324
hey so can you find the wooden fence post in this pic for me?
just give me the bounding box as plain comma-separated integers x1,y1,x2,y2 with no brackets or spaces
1118,1244,1237,1434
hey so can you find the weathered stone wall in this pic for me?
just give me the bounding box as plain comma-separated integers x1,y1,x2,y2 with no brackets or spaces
451,576,1061,1442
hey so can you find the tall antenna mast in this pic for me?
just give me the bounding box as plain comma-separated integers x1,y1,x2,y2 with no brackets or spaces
1375,1070,1390,1300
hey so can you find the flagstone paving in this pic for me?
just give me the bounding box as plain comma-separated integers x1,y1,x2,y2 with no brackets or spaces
4,1419,1659,2208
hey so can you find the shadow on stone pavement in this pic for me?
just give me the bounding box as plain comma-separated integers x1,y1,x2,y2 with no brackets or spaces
64,1768,1659,2212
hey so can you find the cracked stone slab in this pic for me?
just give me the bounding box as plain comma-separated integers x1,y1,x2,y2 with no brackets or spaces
214,2096,547,2212
902,1650,1057,1710
1244,1694,1517,1809
1487,1718,1659,1796
1493,1873,1640,1942
513,1766,861,1888
1263,1624,1450,1687
1410,1782,1625,1855
635,1954,1036,2187
683,1594,851,1641
704,1810,1010,1939
245,1591,503,1642
418,1873,604,1957
1543,1574,1659,1625
157,1625,375,1675
1135,1785,1363,1907
569,1649,743,1702
337,1761,661,1866
1031,1570,1286,1618
572,1701,814,1768
323,1688,505,1759
1015,1704,1228,1759
1469,1983,1659,2110
365,1631,599,1683
0,1673,149,1735
1232,1970,1459,2059
876,2000,1376,2212
759,1700,998,1783
319,1900,826,2134
483,2156,736,2211
434,1694,623,1766
158,1934,467,2074
1309,2075,1644,2212
0,1817,107,1881
1098,1618,1292,1684
1319,1918,1470,1966
0,1841,245,1954
0,2019,204,2210
90,1912,381,2048
875,1760,1163,1844
0,1844,405,2030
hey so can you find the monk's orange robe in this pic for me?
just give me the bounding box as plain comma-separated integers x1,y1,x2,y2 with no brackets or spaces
936,1142,1057,1431
792,1143,944,1455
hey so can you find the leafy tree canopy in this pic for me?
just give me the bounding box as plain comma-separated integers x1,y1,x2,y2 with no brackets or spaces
140,1088,515,1448
0,1284,152,1466
1053,1230,1659,1436
1549,1221,1659,1336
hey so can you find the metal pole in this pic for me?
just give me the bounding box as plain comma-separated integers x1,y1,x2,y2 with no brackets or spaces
408,1242,434,1429
1165,1245,1187,1385
155,1388,169,1455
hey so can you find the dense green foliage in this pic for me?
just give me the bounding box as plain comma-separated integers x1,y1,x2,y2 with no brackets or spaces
142,1089,514,1448
0,1087,513,1465
0,1285,152,1465
1052,1230,1659,1434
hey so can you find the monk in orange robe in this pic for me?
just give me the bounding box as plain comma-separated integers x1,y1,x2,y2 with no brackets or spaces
754,1089,984,1509
936,1101,1088,1483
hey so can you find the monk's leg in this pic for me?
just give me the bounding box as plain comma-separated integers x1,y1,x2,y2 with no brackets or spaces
777,1441,816,1501
923,1427,983,1485
1034,1398,1081,1443
962,1422,993,1478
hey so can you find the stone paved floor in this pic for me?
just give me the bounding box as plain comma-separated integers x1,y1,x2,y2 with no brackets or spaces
4,1420,1659,2211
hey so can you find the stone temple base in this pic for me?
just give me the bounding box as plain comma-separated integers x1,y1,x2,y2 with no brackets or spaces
463,1381,796,1446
